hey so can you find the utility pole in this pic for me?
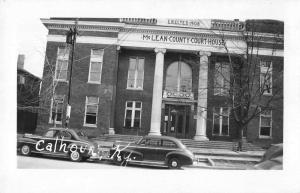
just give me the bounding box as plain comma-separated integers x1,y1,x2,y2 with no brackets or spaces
65,18,78,128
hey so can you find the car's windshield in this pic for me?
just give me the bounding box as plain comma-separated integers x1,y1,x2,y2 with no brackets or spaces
77,131,88,139
136,138,143,144
44,130,57,138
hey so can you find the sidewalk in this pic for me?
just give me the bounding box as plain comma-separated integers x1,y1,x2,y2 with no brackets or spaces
93,139,265,164
191,148,264,161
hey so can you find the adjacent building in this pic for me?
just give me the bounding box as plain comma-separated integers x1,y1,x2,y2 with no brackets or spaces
36,18,283,146
17,55,41,134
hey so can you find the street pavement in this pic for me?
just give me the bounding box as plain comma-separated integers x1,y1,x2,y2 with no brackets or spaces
17,154,255,169
17,155,192,170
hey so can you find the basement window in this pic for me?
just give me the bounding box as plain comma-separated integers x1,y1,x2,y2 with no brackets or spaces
49,95,64,124
84,96,99,127
259,109,272,138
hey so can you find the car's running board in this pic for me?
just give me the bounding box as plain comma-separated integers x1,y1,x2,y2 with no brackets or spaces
127,160,168,167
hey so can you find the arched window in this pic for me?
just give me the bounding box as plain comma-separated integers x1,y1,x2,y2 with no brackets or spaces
165,61,192,92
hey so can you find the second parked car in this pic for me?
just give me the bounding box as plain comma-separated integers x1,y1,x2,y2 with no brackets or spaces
109,135,195,169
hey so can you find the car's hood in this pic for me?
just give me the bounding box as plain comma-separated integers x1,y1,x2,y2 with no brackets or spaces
112,140,136,149
22,133,43,139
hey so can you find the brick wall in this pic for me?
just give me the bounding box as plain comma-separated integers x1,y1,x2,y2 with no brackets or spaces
37,39,118,137
114,49,156,135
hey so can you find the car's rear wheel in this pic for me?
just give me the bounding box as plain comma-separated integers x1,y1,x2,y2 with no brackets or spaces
69,151,82,162
168,157,181,169
20,144,31,156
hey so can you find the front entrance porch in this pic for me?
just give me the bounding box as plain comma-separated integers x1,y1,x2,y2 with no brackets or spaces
161,103,194,139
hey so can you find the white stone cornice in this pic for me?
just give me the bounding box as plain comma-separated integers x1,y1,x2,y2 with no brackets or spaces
154,48,166,54
47,35,118,45
41,18,125,28
41,19,124,33
249,47,284,57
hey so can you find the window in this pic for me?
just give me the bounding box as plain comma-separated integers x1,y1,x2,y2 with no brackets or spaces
18,75,25,84
127,57,144,89
56,131,72,140
214,62,230,96
55,47,69,81
259,109,272,138
124,101,142,128
165,61,192,92
88,49,104,83
49,95,64,124
44,130,57,138
147,139,161,147
260,61,272,95
213,107,230,136
162,140,177,148
84,96,99,127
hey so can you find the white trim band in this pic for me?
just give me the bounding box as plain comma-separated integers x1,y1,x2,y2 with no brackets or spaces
47,35,118,45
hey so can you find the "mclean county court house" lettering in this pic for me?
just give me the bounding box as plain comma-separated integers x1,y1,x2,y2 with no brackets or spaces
141,34,225,46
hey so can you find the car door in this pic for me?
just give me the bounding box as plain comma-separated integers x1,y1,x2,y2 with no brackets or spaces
41,130,58,154
55,131,72,155
135,138,161,161
157,140,178,161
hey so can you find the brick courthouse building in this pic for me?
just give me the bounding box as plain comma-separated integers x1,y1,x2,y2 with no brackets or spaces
37,18,283,145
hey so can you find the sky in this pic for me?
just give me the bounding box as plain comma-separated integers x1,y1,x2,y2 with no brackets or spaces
16,17,47,78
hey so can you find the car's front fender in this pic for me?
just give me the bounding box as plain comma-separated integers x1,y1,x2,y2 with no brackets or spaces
67,142,93,155
17,137,37,146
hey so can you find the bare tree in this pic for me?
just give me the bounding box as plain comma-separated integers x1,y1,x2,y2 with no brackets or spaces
214,20,283,150
18,45,71,128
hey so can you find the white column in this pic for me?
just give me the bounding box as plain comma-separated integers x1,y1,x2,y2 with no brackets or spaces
148,48,166,136
194,51,211,140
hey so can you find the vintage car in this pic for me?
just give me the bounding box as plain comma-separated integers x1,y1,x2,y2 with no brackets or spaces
109,135,195,169
17,128,99,162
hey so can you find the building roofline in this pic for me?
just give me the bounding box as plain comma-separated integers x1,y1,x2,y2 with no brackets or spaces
17,68,41,80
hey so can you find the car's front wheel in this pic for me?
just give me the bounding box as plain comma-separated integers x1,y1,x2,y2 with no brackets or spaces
20,144,31,156
69,151,82,162
168,157,181,169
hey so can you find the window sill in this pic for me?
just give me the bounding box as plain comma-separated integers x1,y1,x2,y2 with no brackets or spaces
259,135,272,139
83,124,97,128
126,88,143,91
87,81,101,85
213,94,229,97
212,134,230,137
54,79,69,83
262,93,273,96
48,121,62,125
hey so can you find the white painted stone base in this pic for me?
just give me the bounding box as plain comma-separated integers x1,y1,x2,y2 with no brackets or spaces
148,131,161,136
193,135,209,141
108,128,115,135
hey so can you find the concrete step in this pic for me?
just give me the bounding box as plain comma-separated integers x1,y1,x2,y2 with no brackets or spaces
92,134,264,151
191,148,264,164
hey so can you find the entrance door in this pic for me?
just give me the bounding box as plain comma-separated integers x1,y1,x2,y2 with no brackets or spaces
163,104,190,138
